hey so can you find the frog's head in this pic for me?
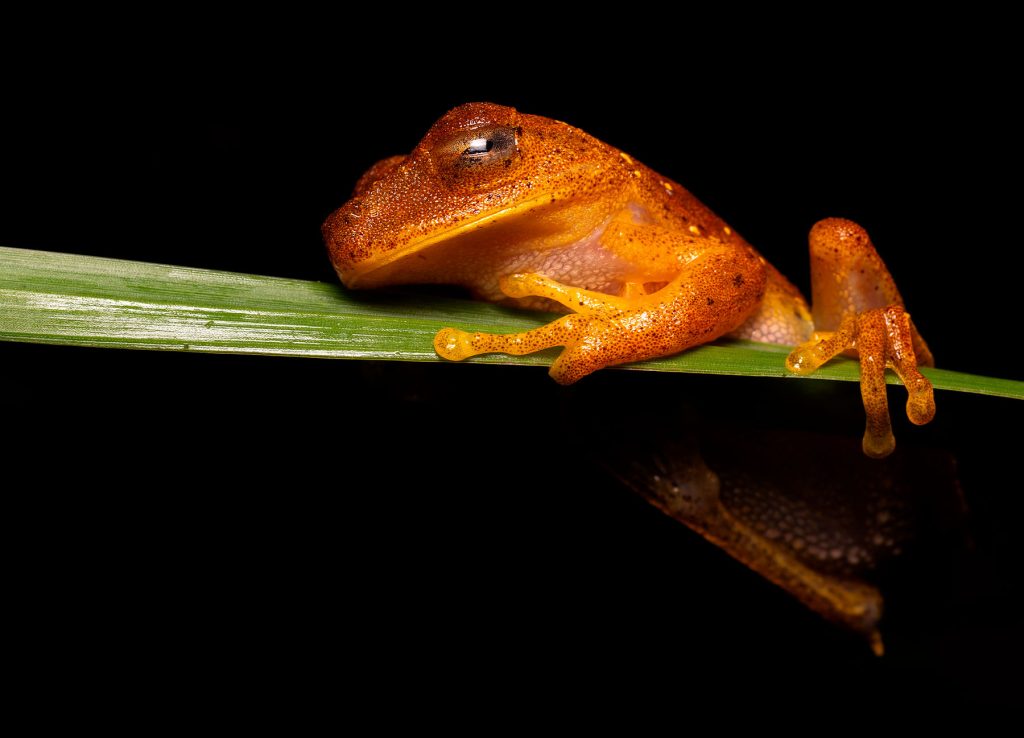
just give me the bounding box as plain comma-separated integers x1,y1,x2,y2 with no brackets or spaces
323,102,626,289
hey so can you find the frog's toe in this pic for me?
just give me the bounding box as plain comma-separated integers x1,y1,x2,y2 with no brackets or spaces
497,271,628,316
433,311,620,384
785,323,856,376
905,375,936,426
433,314,580,364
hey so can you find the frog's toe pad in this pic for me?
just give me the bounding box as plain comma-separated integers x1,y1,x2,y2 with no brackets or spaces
434,327,477,361
862,428,896,460
904,375,936,426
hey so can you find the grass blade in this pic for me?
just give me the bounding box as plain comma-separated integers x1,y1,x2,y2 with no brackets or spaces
2,246,1022,400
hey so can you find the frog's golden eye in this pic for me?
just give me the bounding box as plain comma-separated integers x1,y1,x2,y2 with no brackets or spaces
432,125,520,175
458,126,517,165
463,137,493,157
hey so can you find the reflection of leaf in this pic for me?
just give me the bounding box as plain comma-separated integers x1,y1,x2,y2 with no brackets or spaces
2,246,1022,401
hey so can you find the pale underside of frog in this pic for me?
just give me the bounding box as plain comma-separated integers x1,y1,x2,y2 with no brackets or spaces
322,103,940,652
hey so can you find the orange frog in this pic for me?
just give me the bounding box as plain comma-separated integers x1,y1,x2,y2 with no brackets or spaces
323,102,935,458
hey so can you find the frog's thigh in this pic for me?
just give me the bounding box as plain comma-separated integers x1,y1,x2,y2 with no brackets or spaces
805,217,932,366
435,245,766,384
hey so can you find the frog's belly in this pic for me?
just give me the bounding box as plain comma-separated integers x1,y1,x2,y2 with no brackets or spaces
468,234,639,303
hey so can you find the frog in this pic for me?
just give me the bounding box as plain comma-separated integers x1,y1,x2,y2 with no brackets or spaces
322,102,935,459
322,102,943,650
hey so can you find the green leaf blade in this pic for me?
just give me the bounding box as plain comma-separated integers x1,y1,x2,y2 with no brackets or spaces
2,246,1022,401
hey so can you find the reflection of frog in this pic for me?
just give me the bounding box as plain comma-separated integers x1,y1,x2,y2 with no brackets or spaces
323,102,934,457
598,400,963,656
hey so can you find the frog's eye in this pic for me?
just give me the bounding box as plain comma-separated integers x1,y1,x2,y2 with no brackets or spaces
463,137,493,157
431,124,522,180
457,126,518,166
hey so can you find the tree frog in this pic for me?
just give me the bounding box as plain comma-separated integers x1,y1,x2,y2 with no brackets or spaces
322,102,935,459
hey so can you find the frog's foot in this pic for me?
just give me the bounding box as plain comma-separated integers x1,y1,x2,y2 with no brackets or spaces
786,305,935,458
434,246,767,384
434,274,644,384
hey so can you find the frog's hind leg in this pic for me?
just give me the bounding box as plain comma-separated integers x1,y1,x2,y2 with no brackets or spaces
433,275,644,384
434,244,767,384
785,218,935,458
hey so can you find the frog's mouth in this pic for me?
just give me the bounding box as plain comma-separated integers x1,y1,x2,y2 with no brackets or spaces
341,194,573,289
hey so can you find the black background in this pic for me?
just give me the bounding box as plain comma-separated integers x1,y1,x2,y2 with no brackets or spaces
3,18,1022,710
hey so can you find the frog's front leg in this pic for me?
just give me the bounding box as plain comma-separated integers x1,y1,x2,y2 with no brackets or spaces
785,218,935,458
435,244,767,384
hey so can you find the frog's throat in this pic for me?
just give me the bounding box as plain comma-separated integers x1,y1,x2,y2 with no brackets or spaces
345,195,553,287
